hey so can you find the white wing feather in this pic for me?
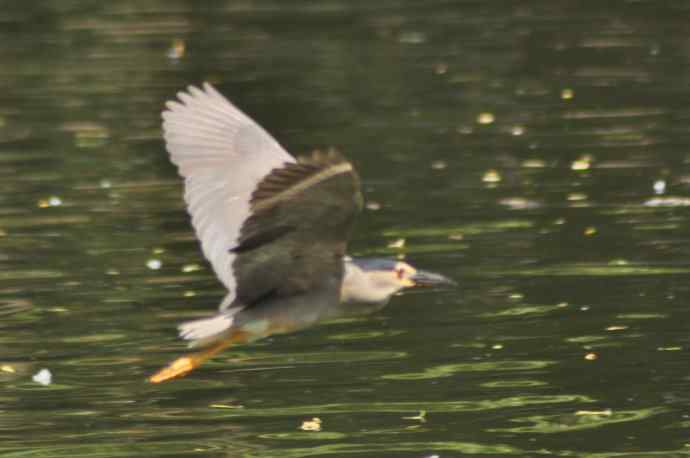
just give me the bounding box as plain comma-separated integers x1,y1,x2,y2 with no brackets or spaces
163,83,295,306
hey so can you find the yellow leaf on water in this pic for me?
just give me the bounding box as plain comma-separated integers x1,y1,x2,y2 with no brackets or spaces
300,417,322,431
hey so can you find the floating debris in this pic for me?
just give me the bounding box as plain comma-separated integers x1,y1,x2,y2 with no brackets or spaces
38,196,63,208
571,155,592,171
402,410,427,423
431,160,447,170
62,122,110,148
146,259,162,270
567,193,588,201
645,197,690,207
576,409,612,416
398,31,427,44
209,403,244,409
482,169,501,183
433,63,448,75
366,201,382,211
182,263,202,273
561,88,575,100
511,125,525,136
300,417,322,431
477,112,495,125
387,238,406,249
653,180,666,195
522,159,545,168
167,38,186,60
584,352,598,361
32,368,52,385
1,364,15,373
499,197,541,210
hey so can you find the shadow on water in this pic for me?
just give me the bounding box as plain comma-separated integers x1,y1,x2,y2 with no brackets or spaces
2,1,690,457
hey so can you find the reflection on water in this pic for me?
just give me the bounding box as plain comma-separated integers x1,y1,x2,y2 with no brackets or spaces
2,1,690,457
490,407,668,434
382,360,555,380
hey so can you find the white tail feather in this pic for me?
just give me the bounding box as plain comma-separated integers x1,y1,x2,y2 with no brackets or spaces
178,313,234,347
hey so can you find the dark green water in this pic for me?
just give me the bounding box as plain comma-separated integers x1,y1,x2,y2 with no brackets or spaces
3,2,690,457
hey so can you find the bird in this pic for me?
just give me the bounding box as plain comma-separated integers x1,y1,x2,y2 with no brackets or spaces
148,83,455,383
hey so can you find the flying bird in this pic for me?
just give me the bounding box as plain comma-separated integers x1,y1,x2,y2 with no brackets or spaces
149,83,454,383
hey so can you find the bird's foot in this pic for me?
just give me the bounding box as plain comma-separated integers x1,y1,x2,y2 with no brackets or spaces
148,356,198,383
147,335,245,383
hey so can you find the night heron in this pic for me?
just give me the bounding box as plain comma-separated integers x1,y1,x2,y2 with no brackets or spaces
149,83,454,383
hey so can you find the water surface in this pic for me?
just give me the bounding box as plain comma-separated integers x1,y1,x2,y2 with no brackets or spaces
2,2,690,457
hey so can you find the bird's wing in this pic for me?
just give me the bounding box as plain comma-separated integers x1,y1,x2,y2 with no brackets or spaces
230,148,363,307
163,83,295,299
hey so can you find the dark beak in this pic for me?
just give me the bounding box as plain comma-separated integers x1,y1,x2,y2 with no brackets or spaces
411,270,457,287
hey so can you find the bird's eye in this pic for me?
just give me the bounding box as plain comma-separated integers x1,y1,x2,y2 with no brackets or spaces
396,268,405,279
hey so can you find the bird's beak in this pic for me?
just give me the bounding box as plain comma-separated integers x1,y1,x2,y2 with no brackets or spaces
410,270,457,287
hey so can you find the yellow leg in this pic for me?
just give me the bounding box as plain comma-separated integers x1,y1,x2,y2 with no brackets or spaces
148,332,248,384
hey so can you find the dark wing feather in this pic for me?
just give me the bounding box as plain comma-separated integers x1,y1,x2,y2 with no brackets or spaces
228,149,363,308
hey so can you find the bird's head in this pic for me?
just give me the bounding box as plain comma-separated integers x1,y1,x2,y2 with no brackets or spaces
342,257,456,304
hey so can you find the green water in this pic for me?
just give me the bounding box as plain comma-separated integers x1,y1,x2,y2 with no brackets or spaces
2,2,690,457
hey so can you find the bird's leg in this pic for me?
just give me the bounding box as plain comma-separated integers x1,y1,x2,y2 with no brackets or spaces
148,331,248,383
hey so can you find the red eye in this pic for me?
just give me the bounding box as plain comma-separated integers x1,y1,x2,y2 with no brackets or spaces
396,268,405,279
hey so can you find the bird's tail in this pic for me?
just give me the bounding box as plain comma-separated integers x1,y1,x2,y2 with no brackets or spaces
178,312,235,348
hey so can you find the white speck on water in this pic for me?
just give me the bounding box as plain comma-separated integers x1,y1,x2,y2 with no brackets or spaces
482,169,501,183
645,197,690,207
477,112,495,125
366,201,381,211
431,160,447,170
398,31,427,44
653,180,666,195
167,38,186,60
33,368,52,385
146,259,162,270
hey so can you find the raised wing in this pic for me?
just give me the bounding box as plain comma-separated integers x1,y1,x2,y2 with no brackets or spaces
162,83,295,301
230,149,363,307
